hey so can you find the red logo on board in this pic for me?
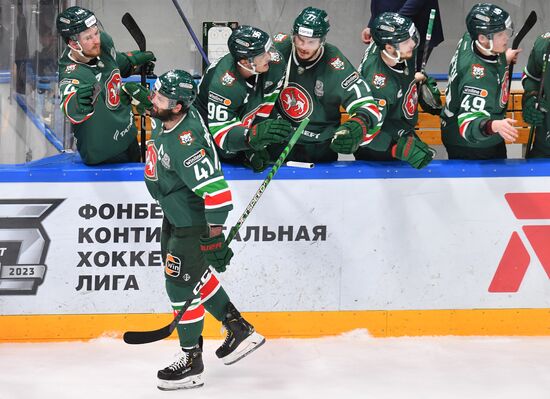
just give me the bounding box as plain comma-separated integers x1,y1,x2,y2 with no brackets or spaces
489,193,550,292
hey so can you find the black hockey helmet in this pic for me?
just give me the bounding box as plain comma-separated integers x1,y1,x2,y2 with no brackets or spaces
466,3,513,41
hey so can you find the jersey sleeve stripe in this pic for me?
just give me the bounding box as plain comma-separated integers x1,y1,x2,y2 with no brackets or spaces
210,120,243,148
63,91,94,124
458,110,489,139
192,176,228,196
204,189,233,209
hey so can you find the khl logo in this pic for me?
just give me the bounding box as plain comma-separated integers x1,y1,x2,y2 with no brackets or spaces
490,193,550,292
0,199,63,295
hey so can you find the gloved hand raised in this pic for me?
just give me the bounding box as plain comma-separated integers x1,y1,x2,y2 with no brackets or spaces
248,119,293,151
126,50,156,75
74,82,96,114
330,116,368,154
392,134,435,169
199,228,233,273
522,95,545,126
121,82,152,114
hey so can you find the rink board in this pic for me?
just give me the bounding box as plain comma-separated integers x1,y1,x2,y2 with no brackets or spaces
1,155,550,341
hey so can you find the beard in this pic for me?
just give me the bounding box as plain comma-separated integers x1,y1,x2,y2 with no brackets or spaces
150,107,173,121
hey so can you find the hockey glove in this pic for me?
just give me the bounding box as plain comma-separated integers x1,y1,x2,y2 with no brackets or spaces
418,76,442,115
330,116,368,154
74,83,95,115
248,119,293,151
244,148,271,173
199,231,233,273
126,50,156,76
392,134,435,169
121,82,152,114
522,95,545,127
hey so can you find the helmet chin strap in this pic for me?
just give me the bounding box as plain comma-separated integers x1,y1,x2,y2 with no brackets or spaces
382,48,402,63
68,40,93,61
475,38,496,56
238,59,260,75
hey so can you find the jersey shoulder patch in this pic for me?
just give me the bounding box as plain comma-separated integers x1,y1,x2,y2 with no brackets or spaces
273,33,289,43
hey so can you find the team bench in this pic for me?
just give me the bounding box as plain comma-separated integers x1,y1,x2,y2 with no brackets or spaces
136,90,529,146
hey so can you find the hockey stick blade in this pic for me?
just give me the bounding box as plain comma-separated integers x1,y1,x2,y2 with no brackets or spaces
512,11,537,50
121,13,146,52
123,301,189,344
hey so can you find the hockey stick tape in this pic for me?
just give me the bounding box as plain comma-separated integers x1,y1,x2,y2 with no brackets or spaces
286,161,315,169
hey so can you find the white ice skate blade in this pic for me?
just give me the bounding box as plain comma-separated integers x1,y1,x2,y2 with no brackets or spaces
221,332,266,365
157,373,204,391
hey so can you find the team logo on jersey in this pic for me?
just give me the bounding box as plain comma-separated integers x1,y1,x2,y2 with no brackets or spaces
65,64,76,73
184,149,206,167
279,83,313,121
471,64,486,79
273,33,288,43
330,57,345,70
372,73,387,89
269,50,281,64
144,141,158,181
499,69,510,108
165,253,181,277
402,80,418,119
221,71,236,86
105,69,122,109
179,131,194,146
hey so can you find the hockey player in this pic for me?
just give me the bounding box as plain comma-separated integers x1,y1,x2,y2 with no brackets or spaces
441,3,521,160
195,25,293,172
56,6,154,165
354,12,437,169
145,70,265,390
268,6,382,163
522,32,550,158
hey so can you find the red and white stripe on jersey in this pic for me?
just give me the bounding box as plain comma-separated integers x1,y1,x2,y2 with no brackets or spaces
204,188,232,210
200,269,221,302
173,298,205,325
63,91,94,124
211,120,243,149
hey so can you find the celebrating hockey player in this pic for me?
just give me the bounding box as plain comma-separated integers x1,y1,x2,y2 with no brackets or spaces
268,6,381,163
195,25,293,172
57,6,154,165
441,3,521,159
354,12,437,169
145,70,265,390
522,32,550,158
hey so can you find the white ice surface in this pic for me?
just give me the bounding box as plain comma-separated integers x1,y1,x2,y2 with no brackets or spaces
1,330,550,399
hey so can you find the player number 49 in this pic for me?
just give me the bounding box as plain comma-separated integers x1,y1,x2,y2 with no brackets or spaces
461,95,486,112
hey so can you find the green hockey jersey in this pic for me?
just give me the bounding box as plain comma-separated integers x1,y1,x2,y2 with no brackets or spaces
144,106,233,228
58,31,137,165
195,50,286,152
272,33,381,144
522,32,550,158
357,43,418,151
441,33,510,149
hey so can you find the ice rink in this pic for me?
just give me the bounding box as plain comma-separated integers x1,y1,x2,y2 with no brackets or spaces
1,330,550,399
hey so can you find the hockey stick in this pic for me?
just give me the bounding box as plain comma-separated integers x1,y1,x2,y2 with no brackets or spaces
508,11,537,93
123,118,310,344
420,8,436,73
121,12,147,163
171,0,210,66
226,118,310,243
526,42,550,157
